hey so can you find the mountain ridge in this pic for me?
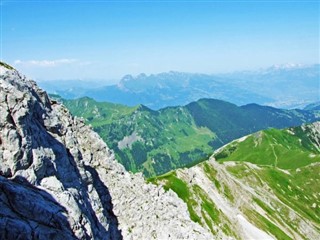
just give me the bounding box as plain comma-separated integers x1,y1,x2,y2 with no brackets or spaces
39,64,319,109
57,95,320,177
0,62,210,239
151,121,320,239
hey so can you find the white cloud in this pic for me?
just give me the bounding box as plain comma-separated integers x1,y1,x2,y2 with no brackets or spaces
14,58,78,67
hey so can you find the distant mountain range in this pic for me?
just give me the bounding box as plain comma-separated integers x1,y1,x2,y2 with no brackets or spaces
55,96,320,177
37,79,108,99
220,64,320,109
304,101,320,111
41,64,319,109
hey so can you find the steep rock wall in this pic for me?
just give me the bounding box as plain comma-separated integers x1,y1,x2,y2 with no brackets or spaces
0,64,210,239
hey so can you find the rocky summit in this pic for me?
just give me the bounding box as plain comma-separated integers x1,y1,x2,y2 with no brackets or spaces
0,62,210,239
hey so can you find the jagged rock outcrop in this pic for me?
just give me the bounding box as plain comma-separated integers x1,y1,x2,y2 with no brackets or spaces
0,63,211,239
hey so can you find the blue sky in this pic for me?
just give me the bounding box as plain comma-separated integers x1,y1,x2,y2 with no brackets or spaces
1,0,319,82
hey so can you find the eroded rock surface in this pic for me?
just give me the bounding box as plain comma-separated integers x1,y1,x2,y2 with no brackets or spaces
0,63,210,239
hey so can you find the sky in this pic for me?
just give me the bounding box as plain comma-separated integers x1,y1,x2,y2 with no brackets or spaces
1,0,319,82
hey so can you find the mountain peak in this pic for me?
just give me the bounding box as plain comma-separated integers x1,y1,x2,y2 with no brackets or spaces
0,62,210,239
268,63,305,70
136,104,151,111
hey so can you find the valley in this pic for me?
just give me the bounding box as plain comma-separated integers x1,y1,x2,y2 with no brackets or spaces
56,96,320,177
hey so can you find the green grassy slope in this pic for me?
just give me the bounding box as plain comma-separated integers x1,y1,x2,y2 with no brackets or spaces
96,106,215,176
55,96,319,177
55,96,215,176
214,123,320,169
151,122,320,239
187,99,319,147
60,96,138,125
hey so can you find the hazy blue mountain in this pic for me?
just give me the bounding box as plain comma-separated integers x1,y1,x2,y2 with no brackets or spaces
37,79,109,99
221,64,319,109
304,101,320,111
84,72,272,109
40,64,319,110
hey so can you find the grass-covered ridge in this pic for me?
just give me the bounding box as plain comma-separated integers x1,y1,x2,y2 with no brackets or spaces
149,170,237,237
214,123,320,169
0,61,15,70
149,171,202,223
151,122,320,239
55,96,319,177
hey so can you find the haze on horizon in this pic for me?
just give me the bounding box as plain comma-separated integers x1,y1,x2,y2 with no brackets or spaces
1,0,319,82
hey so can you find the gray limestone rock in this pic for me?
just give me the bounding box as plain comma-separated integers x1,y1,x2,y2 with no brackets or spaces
0,63,211,239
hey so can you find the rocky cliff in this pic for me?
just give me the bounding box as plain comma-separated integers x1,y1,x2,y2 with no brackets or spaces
0,62,211,239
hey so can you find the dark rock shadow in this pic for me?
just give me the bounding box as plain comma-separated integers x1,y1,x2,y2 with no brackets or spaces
84,165,123,240
5,91,123,239
0,175,76,240
41,132,123,239
29,121,123,239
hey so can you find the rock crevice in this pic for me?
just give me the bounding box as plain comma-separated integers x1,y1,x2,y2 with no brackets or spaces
0,63,210,239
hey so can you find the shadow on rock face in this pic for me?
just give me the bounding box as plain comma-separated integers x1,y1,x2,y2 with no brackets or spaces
84,165,123,240
1,107,123,239
1,67,123,239
27,127,123,239
0,175,76,240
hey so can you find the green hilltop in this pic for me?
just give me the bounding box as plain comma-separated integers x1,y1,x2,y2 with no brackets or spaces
55,96,319,177
150,122,320,239
215,124,320,169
